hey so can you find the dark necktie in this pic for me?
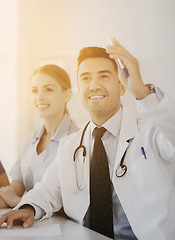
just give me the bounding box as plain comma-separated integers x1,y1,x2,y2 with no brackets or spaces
89,127,114,239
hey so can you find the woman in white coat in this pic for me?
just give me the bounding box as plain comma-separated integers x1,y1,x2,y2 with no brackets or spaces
0,64,78,208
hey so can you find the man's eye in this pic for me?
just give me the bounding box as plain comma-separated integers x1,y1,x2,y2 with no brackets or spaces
82,77,90,81
100,74,109,79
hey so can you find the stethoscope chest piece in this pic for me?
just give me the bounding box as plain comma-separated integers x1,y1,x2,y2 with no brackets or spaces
115,149,128,177
115,164,127,177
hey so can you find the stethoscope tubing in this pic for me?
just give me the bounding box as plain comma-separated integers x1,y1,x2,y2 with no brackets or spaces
73,121,90,162
73,120,127,190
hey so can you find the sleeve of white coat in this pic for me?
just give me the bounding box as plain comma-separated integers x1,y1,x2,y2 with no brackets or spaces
13,203,45,221
136,86,175,162
15,154,63,221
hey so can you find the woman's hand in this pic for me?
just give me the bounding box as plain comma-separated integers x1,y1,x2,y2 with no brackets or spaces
106,37,150,99
0,186,22,207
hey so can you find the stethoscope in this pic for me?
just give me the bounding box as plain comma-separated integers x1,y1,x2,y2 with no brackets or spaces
73,121,90,191
73,121,127,191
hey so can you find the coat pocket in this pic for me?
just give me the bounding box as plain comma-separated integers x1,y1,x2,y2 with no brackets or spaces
130,155,172,205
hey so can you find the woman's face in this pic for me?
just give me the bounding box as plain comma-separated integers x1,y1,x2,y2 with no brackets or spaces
30,72,70,120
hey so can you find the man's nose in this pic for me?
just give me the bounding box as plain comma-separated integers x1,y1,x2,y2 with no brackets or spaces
89,77,100,90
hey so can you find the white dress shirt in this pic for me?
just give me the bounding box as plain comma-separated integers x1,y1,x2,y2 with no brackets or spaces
10,114,78,191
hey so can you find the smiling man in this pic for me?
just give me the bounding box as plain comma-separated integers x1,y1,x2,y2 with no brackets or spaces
0,38,175,240
78,55,125,126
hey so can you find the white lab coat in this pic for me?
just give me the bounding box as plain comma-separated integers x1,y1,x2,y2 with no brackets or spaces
19,94,175,240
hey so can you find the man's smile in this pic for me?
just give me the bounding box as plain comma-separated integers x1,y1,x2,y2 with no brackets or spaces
88,95,105,100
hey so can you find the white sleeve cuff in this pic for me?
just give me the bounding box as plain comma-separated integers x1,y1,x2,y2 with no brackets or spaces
32,204,46,220
13,203,46,221
136,86,164,112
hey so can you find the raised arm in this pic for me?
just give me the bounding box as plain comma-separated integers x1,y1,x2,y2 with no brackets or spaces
106,37,175,145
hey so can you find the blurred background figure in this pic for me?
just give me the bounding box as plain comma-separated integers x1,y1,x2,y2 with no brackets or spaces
0,161,9,187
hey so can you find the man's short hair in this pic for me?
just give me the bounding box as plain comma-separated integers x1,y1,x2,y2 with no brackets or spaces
77,46,118,73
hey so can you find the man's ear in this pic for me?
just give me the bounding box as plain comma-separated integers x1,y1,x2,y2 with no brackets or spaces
120,84,126,96
64,89,72,103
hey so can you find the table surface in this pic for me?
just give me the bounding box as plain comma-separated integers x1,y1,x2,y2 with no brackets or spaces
0,209,112,240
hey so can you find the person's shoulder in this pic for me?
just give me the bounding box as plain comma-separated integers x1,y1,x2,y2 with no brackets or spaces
19,126,43,151
60,122,89,146
60,128,82,143
68,121,79,134
63,114,78,131
23,128,38,142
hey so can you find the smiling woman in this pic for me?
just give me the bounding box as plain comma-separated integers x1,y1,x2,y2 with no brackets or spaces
30,73,69,127
0,64,78,209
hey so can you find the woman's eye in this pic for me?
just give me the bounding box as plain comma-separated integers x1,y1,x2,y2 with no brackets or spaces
46,88,54,92
31,89,37,93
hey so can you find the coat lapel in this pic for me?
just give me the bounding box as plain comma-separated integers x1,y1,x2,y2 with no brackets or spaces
114,107,138,173
69,108,138,222
67,124,91,223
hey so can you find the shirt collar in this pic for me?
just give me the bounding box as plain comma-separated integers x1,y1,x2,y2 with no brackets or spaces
51,113,71,142
90,107,123,137
32,125,45,144
32,113,71,144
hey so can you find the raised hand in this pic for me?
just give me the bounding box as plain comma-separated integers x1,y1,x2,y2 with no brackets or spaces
106,37,150,99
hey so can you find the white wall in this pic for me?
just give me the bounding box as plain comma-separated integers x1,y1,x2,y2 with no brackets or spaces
0,0,175,172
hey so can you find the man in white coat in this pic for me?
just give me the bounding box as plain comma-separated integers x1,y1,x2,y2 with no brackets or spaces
0,38,175,240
